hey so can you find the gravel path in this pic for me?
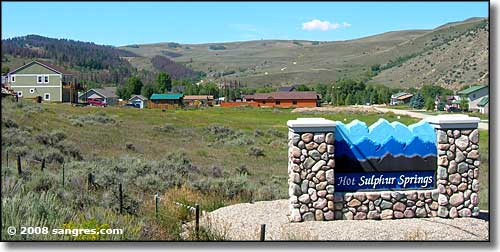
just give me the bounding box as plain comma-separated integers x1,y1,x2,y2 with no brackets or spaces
197,200,488,241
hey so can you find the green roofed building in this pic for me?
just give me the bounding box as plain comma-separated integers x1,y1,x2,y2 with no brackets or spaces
457,85,488,112
477,95,489,114
149,93,184,109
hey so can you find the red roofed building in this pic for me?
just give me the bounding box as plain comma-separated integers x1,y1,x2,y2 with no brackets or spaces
243,91,320,108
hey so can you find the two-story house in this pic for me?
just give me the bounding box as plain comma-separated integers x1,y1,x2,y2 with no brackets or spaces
5,61,72,102
457,85,489,112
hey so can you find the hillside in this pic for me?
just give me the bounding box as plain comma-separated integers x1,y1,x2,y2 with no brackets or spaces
1,35,202,86
120,17,488,90
369,19,488,90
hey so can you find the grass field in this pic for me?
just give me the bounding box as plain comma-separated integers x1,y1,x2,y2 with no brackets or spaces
1,98,489,240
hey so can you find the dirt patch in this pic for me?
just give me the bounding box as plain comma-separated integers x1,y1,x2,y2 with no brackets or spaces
291,105,381,114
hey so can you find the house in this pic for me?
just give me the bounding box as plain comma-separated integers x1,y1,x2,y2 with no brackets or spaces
183,95,214,107
457,85,488,111
5,60,74,102
390,92,413,105
243,91,320,108
78,87,118,106
148,93,184,109
477,96,489,114
435,95,461,111
129,95,148,109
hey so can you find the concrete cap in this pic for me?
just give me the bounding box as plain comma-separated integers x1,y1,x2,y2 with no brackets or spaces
287,118,336,128
425,114,480,129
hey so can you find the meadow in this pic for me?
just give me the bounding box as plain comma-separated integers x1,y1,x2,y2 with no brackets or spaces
1,98,489,240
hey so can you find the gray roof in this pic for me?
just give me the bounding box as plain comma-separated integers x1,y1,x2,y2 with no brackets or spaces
130,94,147,101
93,87,118,98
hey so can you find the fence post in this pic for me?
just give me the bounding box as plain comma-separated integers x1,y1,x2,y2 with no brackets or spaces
195,203,200,239
87,173,93,190
17,155,22,175
119,183,123,214
41,158,45,172
155,192,159,219
260,224,266,241
61,163,65,188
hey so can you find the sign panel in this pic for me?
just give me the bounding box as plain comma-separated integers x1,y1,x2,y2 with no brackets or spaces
334,119,437,192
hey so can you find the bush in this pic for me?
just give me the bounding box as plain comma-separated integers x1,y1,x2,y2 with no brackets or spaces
248,146,264,157
153,123,175,133
69,112,115,125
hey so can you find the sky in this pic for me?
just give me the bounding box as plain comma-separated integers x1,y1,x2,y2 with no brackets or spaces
1,2,489,46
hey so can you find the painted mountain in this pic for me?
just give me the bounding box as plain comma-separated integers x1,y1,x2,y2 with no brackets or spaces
334,119,437,173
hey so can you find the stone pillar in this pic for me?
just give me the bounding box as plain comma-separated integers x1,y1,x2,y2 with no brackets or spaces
287,118,336,222
426,115,481,218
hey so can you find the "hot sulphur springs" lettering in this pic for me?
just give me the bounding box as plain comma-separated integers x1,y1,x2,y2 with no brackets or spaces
336,173,434,190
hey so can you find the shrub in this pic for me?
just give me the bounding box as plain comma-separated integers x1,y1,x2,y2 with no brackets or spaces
153,123,175,132
211,166,223,178
248,146,265,157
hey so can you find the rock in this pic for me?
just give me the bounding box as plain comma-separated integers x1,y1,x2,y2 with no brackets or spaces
324,210,334,220
317,143,327,154
449,193,464,206
438,194,448,206
437,130,448,144
394,211,404,219
342,211,353,220
311,160,326,172
453,130,461,138
357,205,368,213
291,133,300,145
353,192,367,202
291,164,301,173
437,156,448,166
457,162,469,174
416,207,427,218
317,190,327,198
315,209,324,220
301,133,313,143
467,150,479,159
374,198,382,206
303,157,315,169
455,151,465,163
449,207,458,218
300,204,309,213
455,135,469,151
299,194,311,204
437,166,448,179
449,173,462,185
469,129,479,144
458,183,468,191
347,199,362,207
366,210,380,220
406,200,415,207
313,133,325,143
305,142,318,150
289,183,301,196
321,152,329,161
303,212,315,221
391,192,403,201
380,200,393,210
325,169,334,184
448,161,457,173
291,146,301,158
438,206,448,217
354,212,367,220
431,190,439,201
290,195,298,204
308,150,321,161
366,193,380,201
326,185,334,194
438,143,450,150
313,198,327,209
447,151,455,160
405,191,417,201
393,202,406,212
291,172,301,183
380,210,393,220
344,193,353,202
325,133,334,144
327,159,335,168
416,201,425,207
471,193,478,205
459,208,472,217
316,170,326,181
381,192,391,200
404,209,415,218
301,180,309,193
297,141,305,149
327,145,334,154
472,179,480,192
316,182,327,190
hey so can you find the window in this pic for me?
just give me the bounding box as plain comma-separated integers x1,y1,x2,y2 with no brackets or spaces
44,76,49,83
262,101,266,104
37,75,43,83
292,100,297,105
29,89,35,94
43,93,50,101
275,100,281,105
37,75,49,84
17,91,22,97
11,76,15,82
472,94,476,99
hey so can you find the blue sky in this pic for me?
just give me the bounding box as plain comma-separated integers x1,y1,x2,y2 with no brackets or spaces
2,2,488,46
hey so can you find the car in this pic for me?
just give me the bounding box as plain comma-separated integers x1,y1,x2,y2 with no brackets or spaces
87,98,107,107
122,103,137,108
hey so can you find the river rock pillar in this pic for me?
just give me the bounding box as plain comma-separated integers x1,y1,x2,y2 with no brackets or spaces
426,115,481,218
287,118,336,222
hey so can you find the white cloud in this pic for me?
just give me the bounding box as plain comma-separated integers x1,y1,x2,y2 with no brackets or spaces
302,19,351,31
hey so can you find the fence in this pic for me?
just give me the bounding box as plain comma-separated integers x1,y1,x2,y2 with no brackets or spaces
147,101,180,110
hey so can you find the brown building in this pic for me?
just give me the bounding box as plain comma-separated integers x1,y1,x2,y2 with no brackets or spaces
243,91,320,108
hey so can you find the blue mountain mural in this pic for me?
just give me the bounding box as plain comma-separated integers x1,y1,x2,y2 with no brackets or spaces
335,119,437,173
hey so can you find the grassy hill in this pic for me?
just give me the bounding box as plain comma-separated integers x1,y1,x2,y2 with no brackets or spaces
120,17,488,90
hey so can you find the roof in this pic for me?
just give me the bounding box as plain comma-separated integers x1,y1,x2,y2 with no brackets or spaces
184,95,214,100
277,86,296,92
396,93,413,100
477,96,489,107
150,93,184,100
130,94,147,101
245,91,320,100
9,60,72,75
458,85,487,95
94,87,118,98
391,92,412,99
